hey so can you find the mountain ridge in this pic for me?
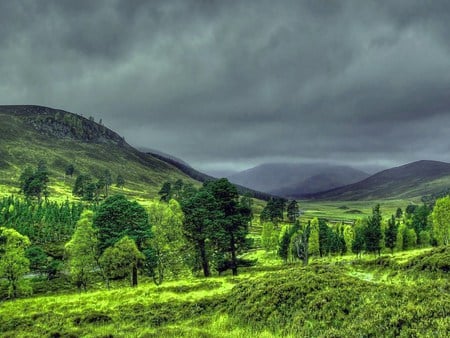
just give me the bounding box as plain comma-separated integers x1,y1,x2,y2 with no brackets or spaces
306,160,450,200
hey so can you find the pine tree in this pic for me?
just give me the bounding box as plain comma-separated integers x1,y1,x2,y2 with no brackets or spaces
385,215,398,253
365,204,382,255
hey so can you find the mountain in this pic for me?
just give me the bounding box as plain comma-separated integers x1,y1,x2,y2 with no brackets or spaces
0,105,196,201
227,163,369,197
0,105,272,201
308,160,450,200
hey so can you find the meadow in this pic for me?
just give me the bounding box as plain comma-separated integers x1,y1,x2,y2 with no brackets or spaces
1,246,449,337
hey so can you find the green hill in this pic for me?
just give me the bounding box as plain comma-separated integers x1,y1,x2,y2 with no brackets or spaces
0,105,198,203
308,160,450,201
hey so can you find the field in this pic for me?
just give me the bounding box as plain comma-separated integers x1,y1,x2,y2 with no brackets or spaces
1,246,450,337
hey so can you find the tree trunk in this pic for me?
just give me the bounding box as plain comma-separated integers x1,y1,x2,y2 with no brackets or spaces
199,240,210,277
230,234,238,276
131,264,138,287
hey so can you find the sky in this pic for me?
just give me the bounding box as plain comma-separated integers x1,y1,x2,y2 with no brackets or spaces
2,0,450,174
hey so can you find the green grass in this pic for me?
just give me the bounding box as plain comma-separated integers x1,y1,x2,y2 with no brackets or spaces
1,247,450,337
0,111,200,203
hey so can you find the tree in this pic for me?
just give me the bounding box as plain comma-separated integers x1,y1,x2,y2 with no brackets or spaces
19,164,49,202
318,218,331,257
181,188,219,277
101,169,113,197
0,227,31,298
287,200,300,223
65,210,98,291
99,236,144,287
94,194,149,252
290,222,310,265
278,225,292,263
73,174,94,200
116,174,125,189
365,204,382,255
308,218,320,257
146,199,188,285
431,196,450,245
352,220,366,257
385,215,398,253
65,164,75,177
395,207,403,219
261,222,278,252
158,182,172,202
205,179,251,276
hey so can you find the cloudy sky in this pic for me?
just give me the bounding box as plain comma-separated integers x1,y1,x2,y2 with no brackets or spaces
2,0,450,174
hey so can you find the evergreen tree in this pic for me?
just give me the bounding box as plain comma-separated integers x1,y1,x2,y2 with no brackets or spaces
278,225,291,263
365,204,382,255
205,179,251,276
385,214,398,253
352,220,366,257
395,207,403,218
158,182,172,202
181,188,220,277
94,195,150,253
19,164,49,202
116,174,125,189
65,164,75,177
287,200,300,223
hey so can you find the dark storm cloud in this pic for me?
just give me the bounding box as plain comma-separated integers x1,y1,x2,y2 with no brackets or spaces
2,0,450,172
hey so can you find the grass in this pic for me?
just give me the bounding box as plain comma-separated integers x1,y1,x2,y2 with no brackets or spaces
0,111,199,203
1,247,450,337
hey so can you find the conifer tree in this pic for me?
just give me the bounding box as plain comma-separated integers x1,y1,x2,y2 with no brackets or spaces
385,215,398,253
365,204,382,255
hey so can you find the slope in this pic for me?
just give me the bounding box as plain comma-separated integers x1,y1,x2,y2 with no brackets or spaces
228,162,369,196
308,160,450,200
0,105,197,202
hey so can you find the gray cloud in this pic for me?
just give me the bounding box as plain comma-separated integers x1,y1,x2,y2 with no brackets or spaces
1,0,450,173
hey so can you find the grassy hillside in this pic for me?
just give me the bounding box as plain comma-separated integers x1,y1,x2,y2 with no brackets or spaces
308,160,450,201
0,105,199,204
1,247,449,337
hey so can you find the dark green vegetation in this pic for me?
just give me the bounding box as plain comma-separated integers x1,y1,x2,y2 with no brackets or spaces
310,160,450,200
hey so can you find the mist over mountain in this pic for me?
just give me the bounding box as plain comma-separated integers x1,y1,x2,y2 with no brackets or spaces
227,163,369,197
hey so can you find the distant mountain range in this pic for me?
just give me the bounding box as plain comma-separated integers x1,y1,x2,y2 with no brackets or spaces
307,160,450,200
227,163,369,197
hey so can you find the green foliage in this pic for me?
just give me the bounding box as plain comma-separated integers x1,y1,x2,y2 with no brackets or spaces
260,197,287,223
260,222,278,252
65,210,98,291
286,200,299,223
431,195,450,245
19,163,49,202
94,195,150,253
146,199,189,285
116,173,125,189
385,215,398,253
65,164,75,177
158,182,172,202
352,220,366,256
365,204,382,255
0,227,31,298
308,218,320,257
99,236,144,287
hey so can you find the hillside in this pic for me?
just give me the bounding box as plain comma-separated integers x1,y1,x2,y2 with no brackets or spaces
0,105,199,202
228,163,368,197
308,160,450,200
